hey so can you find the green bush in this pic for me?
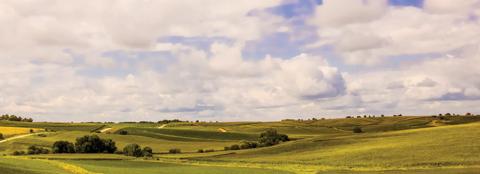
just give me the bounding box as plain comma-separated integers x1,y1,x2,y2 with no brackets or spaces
142,146,153,157
52,141,75,153
197,149,204,153
0,133,3,140
230,144,240,150
240,141,258,149
27,145,50,155
12,151,25,156
123,144,143,157
169,148,181,154
353,127,363,133
258,129,289,146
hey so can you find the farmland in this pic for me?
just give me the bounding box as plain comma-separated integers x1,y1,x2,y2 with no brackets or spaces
0,115,480,174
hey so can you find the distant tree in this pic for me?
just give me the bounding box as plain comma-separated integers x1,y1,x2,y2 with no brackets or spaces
258,129,289,146
118,130,128,135
353,127,363,133
52,141,75,153
229,144,240,150
346,116,352,119
224,146,231,151
142,146,153,157
169,148,181,154
0,133,3,140
197,149,204,153
466,112,472,116
445,113,452,116
123,144,143,157
381,114,385,117
29,129,34,133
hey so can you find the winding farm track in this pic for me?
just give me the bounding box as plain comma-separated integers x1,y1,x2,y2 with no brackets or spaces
158,124,167,129
0,133,41,144
99,127,112,133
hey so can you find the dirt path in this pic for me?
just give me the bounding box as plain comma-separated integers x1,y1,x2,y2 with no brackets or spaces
99,127,112,133
158,124,167,129
0,133,41,144
218,128,227,132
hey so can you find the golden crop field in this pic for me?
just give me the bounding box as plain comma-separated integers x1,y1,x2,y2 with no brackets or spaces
0,126,41,138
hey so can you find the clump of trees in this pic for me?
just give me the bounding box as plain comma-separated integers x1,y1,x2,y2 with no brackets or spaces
27,145,50,155
122,144,153,157
51,135,117,154
0,114,33,122
258,129,289,146
224,129,289,152
353,127,363,133
75,135,117,153
52,141,75,153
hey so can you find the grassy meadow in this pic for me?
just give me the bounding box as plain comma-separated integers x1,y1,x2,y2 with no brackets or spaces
0,115,479,173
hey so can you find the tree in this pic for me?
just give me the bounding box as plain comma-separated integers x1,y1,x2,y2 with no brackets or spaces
123,144,143,157
0,133,3,140
142,146,153,157
74,135,116,153
52,141,75,153
353,127,363,133
240,141,258,149
258,129,289,146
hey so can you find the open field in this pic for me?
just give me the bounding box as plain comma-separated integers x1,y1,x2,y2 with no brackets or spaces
0,126,42,138
0,116,480,173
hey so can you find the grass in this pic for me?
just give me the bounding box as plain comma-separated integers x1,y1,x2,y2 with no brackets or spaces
0,157,71,174
63,160,293,174
0,121,104,132
1,116,480,174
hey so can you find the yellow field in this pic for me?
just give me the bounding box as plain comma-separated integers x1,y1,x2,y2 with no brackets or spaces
0,126,41,137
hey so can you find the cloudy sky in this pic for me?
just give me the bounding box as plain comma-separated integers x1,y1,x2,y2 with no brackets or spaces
1,0,480,122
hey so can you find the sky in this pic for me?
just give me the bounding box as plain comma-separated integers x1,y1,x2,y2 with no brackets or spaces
1,0,480,122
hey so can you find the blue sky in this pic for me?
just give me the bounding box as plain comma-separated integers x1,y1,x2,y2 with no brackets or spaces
0,0,479,122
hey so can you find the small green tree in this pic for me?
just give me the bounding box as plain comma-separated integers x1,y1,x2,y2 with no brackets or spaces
123,144,143,157
230,144,240,150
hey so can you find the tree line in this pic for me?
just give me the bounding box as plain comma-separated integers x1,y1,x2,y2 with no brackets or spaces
1,114,33,122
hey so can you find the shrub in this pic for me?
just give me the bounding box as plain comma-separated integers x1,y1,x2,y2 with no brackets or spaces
0,133,3,140
118,130,128,135
258,129,289,146
197,149,204,153
52,141,75,153
28,145,50,155
169,148,181,154
75,135,117,153
240,141,258,149
37,134,47,137
142,147,153,157
13,151,26,156
30,129,34,133
230,144,240,150
123,144,143,157
353,127,363,133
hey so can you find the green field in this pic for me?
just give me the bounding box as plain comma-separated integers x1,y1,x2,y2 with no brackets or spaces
0,116,480,174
